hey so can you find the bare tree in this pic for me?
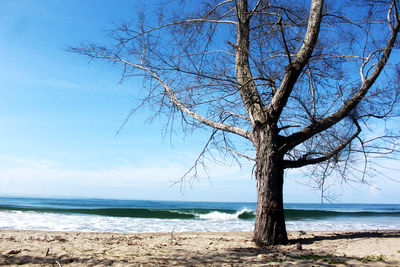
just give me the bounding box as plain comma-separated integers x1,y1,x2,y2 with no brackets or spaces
71,0,400,245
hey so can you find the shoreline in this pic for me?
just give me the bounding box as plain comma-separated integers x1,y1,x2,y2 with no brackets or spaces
1,230,400,266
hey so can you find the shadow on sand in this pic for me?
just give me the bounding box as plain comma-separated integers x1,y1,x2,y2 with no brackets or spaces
290,230,400,245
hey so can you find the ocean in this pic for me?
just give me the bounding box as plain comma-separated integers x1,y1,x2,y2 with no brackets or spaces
1,196,399,233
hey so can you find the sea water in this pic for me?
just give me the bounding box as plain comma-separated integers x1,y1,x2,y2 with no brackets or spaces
0,196,399,233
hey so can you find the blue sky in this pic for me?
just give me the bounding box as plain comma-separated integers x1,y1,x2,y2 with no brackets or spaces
0,0,399,203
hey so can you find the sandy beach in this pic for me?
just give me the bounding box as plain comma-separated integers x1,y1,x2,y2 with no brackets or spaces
0,230,399,266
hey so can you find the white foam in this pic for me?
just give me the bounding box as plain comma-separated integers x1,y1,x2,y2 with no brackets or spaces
2,210,400,233
198,208,252,220
0,210,253,233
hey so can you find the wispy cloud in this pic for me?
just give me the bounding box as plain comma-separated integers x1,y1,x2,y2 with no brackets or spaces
0,155,61,169
0,153,253,199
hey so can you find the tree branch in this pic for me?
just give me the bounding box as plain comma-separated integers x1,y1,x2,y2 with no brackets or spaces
221,146,255,161
284,118,362,168
235,0,268,128
126,18,238,41
282,10,400,153
82,50,252,140
267,0,324,122
222,110,250,121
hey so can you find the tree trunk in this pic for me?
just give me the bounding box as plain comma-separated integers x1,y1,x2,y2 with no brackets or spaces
234,0,288,246
253,129,288,246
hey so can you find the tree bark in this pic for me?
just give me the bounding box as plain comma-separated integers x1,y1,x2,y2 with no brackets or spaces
253,127,288,246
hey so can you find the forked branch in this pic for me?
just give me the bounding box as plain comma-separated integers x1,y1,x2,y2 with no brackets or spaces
78,49,252,140
282,6,400,153
267,0,324,121
284,118,362,168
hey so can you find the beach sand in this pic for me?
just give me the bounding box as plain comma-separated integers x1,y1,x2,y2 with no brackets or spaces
1,230,399,266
